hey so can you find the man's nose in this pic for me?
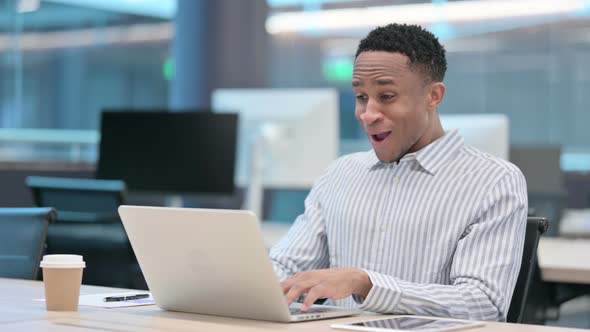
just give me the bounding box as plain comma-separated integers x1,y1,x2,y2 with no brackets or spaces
359,101,383,125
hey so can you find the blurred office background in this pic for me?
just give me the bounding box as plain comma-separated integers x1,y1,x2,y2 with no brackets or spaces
1,0,590,327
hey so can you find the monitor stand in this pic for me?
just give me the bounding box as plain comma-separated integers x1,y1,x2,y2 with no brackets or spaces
243,138,264,219
242,123,284,219
165,195,185,208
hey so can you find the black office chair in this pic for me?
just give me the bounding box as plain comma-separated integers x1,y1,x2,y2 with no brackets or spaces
0,208,56,280
26,176,126,222
507,216,549,323
25,176,145,289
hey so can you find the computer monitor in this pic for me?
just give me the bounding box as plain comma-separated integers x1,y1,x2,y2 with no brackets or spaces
212,88,339,217
510,145,563,194
96,111,238,195
440,113,509,160
212,88,339,188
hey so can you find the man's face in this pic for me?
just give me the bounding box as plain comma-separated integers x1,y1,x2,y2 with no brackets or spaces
353,51,435,163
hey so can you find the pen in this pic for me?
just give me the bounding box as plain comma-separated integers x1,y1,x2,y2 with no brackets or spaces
104,293,150,302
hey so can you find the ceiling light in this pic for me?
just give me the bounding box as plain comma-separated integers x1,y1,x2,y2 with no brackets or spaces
266,0,587,35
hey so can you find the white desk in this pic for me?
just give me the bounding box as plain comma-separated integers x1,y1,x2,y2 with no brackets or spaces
0,278,583,331
261,222,590,285
538,238,590,284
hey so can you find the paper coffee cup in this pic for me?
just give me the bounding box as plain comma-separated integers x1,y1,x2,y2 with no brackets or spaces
40,255,85,311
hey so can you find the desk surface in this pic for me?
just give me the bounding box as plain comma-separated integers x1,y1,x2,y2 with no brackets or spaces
538,237,590,284
0,278,583,331
261,222,590,285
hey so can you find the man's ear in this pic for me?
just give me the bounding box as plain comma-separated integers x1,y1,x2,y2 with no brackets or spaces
428,82,446,111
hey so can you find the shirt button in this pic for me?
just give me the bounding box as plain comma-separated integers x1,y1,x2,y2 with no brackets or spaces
393,177,400,184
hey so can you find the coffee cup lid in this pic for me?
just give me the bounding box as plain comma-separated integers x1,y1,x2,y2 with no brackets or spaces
40,255,85,268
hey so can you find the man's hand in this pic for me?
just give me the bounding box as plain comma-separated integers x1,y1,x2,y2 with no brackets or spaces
281,268,372,312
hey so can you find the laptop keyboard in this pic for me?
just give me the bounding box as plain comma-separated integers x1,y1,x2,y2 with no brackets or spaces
289,306,331,315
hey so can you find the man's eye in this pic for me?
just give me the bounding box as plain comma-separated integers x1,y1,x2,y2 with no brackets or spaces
356,95,367,102
381,94,395,101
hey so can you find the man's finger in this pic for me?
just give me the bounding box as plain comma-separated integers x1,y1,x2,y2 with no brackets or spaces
285,283,312,305
281,273,304,294
301,284,326,312
281,281,292,294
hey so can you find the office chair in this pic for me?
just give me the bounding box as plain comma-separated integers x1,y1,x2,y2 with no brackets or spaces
507,216,549,323
0,208,56,280
25,176,144,289
26,176,125,222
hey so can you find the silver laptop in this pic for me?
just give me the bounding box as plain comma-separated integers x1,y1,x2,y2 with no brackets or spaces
118,205,360,322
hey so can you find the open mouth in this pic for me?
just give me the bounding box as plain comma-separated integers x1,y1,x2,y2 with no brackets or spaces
371,131,392,143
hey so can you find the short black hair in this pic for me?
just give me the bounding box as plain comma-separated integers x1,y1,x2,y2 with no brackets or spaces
355,23,447,82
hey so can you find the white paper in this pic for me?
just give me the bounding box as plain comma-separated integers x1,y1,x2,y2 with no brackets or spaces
34,292,155,308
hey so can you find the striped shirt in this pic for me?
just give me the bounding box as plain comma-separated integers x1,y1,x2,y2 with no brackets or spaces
269,129,528,321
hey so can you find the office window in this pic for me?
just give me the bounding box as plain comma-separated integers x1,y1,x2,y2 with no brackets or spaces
265,0,590,171
0,0,175,162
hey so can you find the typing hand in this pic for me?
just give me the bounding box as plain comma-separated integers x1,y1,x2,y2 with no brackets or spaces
281,268,372,312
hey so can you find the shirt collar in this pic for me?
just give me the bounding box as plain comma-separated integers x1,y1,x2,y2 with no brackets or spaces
367,129,464,175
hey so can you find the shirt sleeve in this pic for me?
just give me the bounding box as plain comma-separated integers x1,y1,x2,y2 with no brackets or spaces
269,174,331,282
354,169,528,321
